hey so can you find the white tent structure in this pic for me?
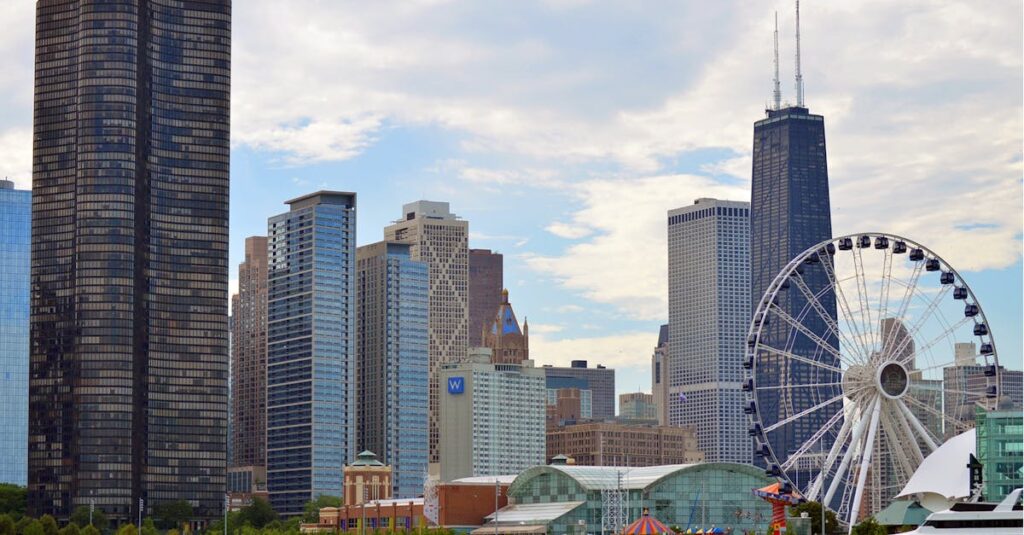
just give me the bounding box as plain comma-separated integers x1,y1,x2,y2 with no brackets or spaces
896,429,976,512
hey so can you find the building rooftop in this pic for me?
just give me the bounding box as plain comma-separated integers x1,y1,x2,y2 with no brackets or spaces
451,474,519,485
484,501,586,524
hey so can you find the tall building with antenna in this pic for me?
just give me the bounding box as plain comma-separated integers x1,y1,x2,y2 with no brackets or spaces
749,0,839,482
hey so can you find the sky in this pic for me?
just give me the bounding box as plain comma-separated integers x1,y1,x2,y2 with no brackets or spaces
0,1,1021,402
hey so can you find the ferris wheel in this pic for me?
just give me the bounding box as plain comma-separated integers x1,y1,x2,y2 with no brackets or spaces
744,233,1001,527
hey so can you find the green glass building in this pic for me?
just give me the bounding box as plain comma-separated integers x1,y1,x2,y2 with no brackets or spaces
491,463,775,535
976,407,1023,501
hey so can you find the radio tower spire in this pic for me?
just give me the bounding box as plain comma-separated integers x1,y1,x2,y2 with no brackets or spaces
773,11,781,110
795,0,805,107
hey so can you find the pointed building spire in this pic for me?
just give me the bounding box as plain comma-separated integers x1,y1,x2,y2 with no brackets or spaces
795,0,805,107
773,11,781,110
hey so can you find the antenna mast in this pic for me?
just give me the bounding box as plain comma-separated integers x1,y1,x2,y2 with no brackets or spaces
772,11,781,110
794,0,804,107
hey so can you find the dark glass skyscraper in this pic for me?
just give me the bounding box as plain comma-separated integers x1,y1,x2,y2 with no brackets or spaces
29,0,230,521
750,106,839,471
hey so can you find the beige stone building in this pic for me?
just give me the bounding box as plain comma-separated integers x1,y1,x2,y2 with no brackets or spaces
546,422,704,467
385,201,469,465
344,451,393,506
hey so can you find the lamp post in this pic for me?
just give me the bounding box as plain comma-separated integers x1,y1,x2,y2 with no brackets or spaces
494,480,500,535
89,500,94,527
138,498,143,534
225,494,229,535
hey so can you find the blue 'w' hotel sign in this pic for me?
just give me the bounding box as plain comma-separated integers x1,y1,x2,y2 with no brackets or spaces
448,376,465,394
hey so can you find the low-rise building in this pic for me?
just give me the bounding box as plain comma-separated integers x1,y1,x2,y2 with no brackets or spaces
976,406,1023,501
546,422,704,467
344,451,393,506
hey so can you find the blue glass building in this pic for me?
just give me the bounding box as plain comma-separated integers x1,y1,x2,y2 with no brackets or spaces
355,241,429,499
267,192,357,516
750,106,839,474
0,180,30,485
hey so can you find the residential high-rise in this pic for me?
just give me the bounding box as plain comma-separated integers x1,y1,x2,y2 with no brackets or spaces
0,180,30,486
480,289,529,365
231,237,269,475
384,201,469,464
618,392,657,422
542,361,615,420
267,192,357,516
29,1,230,521
355,241,429,499
750,101,837,467
667,198,751,463
651,325,668,426
469,249,503,347
438,350,546,481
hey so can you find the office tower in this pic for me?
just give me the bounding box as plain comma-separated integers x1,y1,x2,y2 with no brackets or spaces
438,350,546,481
651,324,668,426
955,342,978,366
384,201,469,464
542,361,615,420
267,192,356,516
29,1,230,521
546,422,704,467
750,92,837,467
469,249,503,347
355,241,429,499
231,237,268,482
480,289,529,365
667,198,751,463
618,393,657,422
0,180,30,485
975,407,1024,501
546,387,589,428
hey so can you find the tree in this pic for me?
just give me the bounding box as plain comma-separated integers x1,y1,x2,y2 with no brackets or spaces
58,524,80,535
166,529,180,535
301,496,340,524
0,486,26,519
850,517,886,535
237,498,277,530
80,526,100,535
39,516,58,535
140,518,158,535
789,501,839,535
70,506,109,532
115,525,138,535
153,500,194,531
0,515,15,535
15,517,31,535
22,521,44,535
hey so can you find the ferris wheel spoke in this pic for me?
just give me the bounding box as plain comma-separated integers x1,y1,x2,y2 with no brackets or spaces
789,270,863,365
756,381,850,391
781,408,846,472
911,356,960,375
756,343,844,375
807,411,855,501
767,305,850,368
880,259,925,358
879,404,915,485
762,392,850,434
824,396,878,507
848,398,882,527
884,282,953,363
903,394,971,436
897,315,972,367
876,247,895,352
817,250,873,362
909,383,975,399
895,399,940,452
892,402,926,465
852,247,878,354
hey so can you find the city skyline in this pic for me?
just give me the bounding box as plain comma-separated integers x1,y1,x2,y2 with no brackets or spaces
1,1,1020,401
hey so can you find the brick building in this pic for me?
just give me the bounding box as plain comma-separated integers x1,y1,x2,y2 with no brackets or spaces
546,422,703,467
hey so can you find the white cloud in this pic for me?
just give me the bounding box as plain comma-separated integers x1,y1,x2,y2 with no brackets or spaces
545,221,592,239
0,128,31,188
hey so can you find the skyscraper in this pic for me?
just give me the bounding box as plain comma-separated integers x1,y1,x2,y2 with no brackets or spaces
542,361,616,420
355,241,429,499
231,237,269,474
468,249,503,346
651,325,669,426
750,88,837,467
267,192,356,516
29,1,230,521
0,180,30,486
667,198,751,463
384,201,469,464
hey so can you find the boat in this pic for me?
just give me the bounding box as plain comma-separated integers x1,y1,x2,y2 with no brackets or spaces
902,488,1022,534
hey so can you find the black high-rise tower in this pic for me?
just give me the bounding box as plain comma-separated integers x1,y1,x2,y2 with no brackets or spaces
30,0,231,521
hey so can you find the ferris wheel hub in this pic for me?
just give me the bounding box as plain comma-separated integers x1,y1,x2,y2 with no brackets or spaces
876,361,910,399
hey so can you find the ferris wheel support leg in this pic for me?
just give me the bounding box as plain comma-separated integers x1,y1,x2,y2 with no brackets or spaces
896,399,938,453
807,413,854,501
893,404,925,465
824,397,878,507
848,400,882,531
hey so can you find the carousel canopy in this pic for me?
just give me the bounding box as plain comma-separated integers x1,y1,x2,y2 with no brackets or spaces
752,482,804,505
622,511,671,535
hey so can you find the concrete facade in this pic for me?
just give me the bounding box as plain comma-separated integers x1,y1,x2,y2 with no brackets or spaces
545,422,704,467
231,236,268,472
